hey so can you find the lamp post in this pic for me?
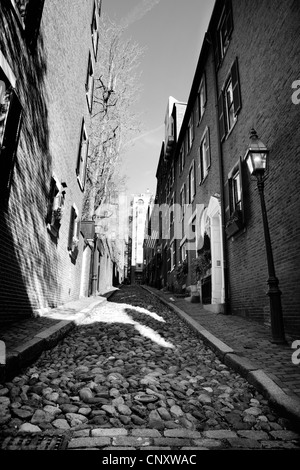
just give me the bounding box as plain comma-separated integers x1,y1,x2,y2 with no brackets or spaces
245,129,286,344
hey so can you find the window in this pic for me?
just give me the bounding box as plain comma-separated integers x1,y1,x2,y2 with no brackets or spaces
86,53,94,112
231,170,241,212
68,204,80,260
170,195,174,230
188,161,196,204
225,158,245,237
180,184,186,215
187,116,194,152
179,144,185,173
225,79,235,131
46,175,66,238
199,127,211,183
0,58,22,202
180,242,186,263
76,120,89,190
215,0,233,67
170,241,176,271
91,2,99,57
171,162,175,186
197,73,207,123
218,57,241,141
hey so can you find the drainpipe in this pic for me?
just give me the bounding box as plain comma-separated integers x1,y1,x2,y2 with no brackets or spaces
205,32,230,315
92,233,98,296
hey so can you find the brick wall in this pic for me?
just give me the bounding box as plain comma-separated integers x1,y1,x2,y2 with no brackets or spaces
217,0,300,336
0,0,97,321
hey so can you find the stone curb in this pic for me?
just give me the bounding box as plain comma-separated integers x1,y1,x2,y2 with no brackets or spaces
141,286,300,431
2,293,116,382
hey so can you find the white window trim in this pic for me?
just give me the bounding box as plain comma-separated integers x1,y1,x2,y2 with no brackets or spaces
198,75,206,124
199,126,210,183
188,160,196,203
77,122,88,190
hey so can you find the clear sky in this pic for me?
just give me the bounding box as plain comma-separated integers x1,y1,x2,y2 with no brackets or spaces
101,0,215,198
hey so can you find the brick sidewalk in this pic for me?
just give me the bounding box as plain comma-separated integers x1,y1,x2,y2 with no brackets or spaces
144,287,300,401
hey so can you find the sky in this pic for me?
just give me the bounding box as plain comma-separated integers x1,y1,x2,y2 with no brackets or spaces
101,0,215,198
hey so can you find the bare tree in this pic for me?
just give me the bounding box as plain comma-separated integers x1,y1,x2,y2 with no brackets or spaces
83,13,145,220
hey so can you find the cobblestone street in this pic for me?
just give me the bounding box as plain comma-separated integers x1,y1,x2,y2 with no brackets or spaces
1,286,300,452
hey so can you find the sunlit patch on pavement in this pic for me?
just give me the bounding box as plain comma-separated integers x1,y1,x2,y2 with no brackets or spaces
79,302,174,349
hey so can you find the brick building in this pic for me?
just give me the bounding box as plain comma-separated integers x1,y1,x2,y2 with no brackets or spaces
210,0,300,336
146,0,300,338
0,0,105,322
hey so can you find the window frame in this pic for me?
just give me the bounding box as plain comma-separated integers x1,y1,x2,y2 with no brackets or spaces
199,127,211,184
188,160,196,204
91,1,99,58
68,203,80,260
218,57,242,142
76,119,89,191
224,77,236,133
85,52,94,112
179,144,185,173
46,174,66,239
197,73,207,124
215,0,234,67
225,157,245,237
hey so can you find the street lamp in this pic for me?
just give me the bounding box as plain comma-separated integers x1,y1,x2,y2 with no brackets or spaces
245,128,286,344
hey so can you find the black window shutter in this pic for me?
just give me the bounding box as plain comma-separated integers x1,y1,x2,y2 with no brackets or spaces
195,93,199,125
25,0,45,49
206,127,211,168
68,207,75,250
239,156,245,224
226,0,234,40
224,180,231,223
231,58,242,115
214,32,220,69
0,90,22,198
202,72,207,107
76,120,84,176
218,92,226,142
46,177,56,224
199,146,203,183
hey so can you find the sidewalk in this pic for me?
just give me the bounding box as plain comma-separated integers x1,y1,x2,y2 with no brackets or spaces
0,289,118,382
142,286,300,430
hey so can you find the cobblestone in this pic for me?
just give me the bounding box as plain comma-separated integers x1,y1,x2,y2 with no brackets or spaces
1,285,300,451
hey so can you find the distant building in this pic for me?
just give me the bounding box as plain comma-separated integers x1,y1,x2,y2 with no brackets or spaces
130,191,152,284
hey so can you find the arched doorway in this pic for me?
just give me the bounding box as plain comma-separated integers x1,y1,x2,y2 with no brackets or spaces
206,195,225,305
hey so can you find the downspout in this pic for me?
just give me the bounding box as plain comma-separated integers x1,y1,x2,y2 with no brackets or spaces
205,32,230,315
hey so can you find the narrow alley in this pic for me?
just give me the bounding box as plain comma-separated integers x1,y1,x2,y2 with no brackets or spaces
0,286,299,452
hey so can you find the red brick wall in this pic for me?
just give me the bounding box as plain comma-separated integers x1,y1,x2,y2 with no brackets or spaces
172,47,221,288
217,0,300,336
0,0,97,321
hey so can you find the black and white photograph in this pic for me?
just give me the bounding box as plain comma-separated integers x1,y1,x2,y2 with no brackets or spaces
0,0,300,460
